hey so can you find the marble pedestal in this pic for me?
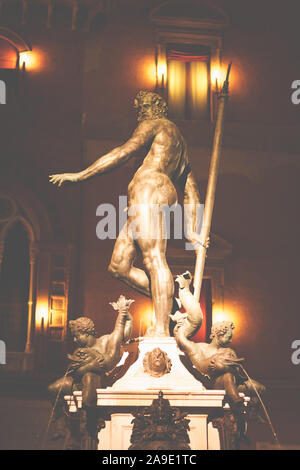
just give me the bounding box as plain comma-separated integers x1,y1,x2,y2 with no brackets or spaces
97,337,225,450
65,337,249,450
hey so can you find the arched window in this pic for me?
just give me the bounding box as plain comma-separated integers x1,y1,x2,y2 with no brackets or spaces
0,194,36,362
0,221,30,352
0,190,71,373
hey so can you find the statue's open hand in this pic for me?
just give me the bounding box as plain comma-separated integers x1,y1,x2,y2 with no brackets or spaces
189,233,210,252
49,173,80,187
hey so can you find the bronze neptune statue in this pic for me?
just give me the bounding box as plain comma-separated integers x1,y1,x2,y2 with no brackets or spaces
50,91,207,337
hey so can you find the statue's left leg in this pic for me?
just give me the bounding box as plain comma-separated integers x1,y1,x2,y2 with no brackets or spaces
78,373,104,449
238,378,266,397
108,220,151,297
213,372,243,407
238,378,267,423
81,372,103,408
138,217,174,336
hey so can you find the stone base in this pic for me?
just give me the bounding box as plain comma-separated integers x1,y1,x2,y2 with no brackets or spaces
96,337,225,450
108,337,205,391
97,389,225,450
64,337,250,450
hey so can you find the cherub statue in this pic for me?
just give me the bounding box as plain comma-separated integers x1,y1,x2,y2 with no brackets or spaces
48,295,134,439
171,273,266,414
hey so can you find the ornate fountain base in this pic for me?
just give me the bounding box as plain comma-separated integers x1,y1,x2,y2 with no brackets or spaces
64,337,250,450
95,337,224,450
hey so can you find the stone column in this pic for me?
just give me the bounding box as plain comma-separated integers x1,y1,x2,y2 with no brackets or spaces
25,242,39,354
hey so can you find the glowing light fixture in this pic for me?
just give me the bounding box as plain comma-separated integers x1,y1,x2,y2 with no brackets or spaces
157,61,167,89
138,303,156,337
19,51,35,70
211,66,221,92
212,306,242,331
35,299,49,328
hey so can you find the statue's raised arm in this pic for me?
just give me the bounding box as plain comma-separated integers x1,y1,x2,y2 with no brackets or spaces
49,118,155,187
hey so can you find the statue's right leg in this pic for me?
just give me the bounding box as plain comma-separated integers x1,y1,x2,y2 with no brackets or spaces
213,373,247,440
48,376,74,399
213,372,243,406
81,372,103,408
108,220,151,297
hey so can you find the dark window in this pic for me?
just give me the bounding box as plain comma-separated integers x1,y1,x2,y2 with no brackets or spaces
0,222,30,352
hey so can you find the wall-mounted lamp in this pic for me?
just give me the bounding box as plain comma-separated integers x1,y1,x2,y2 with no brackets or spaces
19,51,35,70
138,303,156,337
211,66,221,93
212,307,241,331
156,61,167,90
35,300,49,330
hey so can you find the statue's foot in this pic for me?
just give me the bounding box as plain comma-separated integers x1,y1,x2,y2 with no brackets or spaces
144,326,170,338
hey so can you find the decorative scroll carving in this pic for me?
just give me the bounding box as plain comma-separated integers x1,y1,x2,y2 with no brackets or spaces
211,408,246,450
129,391,190,450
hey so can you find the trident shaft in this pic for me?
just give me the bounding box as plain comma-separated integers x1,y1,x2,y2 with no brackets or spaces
193,63,232,300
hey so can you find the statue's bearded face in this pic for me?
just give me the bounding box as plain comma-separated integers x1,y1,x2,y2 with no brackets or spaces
134,91,167,122
134,95,154,122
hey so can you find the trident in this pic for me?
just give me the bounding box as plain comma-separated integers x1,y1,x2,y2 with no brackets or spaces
193,63,232,300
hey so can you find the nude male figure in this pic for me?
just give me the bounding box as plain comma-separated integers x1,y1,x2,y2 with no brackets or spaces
50,91,202,336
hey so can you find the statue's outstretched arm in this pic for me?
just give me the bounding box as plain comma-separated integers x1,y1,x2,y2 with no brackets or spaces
123,312,133,343
104,296,134,366
173,314,195,355
49,121,155,186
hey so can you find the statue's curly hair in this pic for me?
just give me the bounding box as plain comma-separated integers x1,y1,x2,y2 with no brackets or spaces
68,317,97,336
135,90,168,120
210,321,235,340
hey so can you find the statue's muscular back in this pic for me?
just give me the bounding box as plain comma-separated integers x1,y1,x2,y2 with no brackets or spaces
128,118,189,207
